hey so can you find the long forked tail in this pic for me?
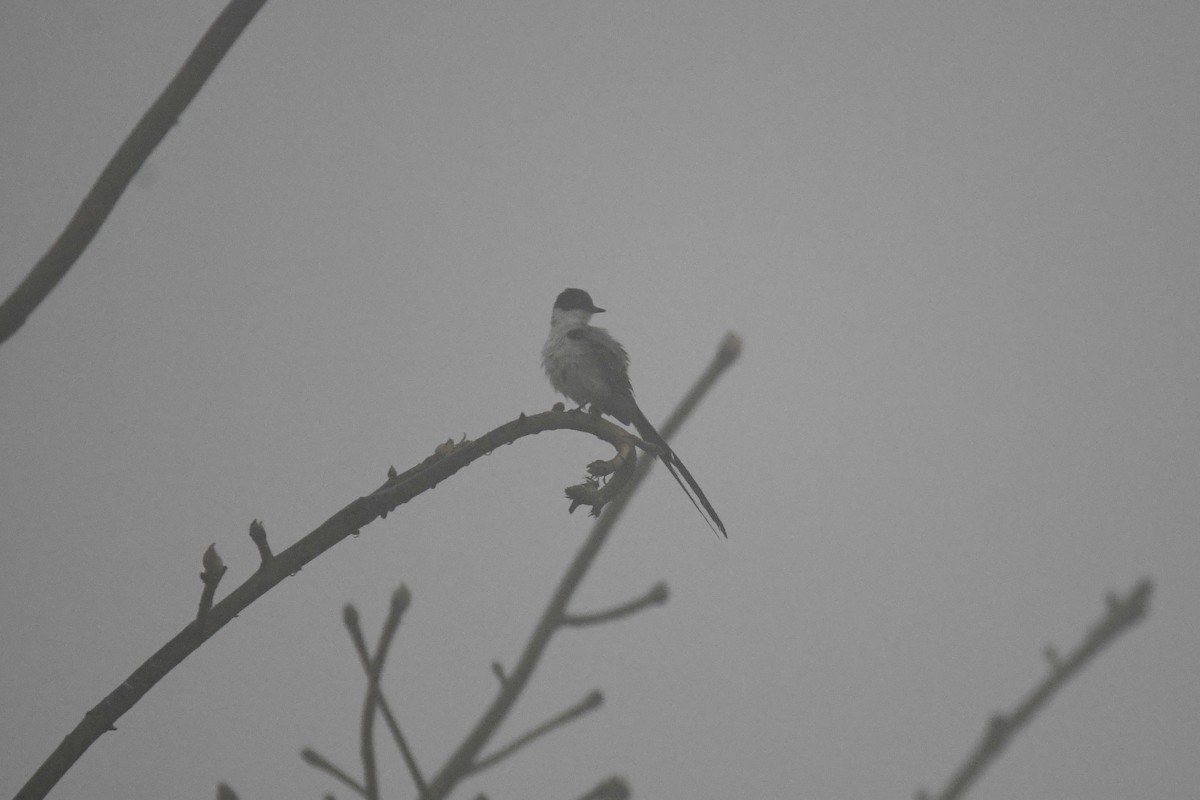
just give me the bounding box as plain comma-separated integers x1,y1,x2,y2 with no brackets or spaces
630,407,727,538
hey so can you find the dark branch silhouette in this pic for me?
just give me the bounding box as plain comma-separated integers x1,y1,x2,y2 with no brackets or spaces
0,0,270,347
14,407,666,800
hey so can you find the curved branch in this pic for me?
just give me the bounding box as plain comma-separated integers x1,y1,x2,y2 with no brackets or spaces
13,408,643,800
0,0,270,347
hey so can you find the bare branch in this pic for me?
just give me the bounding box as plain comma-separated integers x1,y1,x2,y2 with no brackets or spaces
469,690,604,775
922,578,1154,800
0,0,270,347
14,408,648,800
561,583,669,627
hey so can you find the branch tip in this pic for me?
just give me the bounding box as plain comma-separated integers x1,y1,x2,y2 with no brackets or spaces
248,519,272,564
300,747,367,798
717,331,744,365
201,543,224,580
196,544,227,624
391,585,411,613
648,581,669,603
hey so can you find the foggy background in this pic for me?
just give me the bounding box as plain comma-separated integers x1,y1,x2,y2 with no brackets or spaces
2,2,1198,798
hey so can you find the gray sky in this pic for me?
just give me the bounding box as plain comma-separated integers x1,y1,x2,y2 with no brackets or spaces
2,2,1198,798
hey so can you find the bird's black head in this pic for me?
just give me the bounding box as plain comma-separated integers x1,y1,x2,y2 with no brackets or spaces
554,288,605,314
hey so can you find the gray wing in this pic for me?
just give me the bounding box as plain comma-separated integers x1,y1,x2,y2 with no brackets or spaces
567,325,634,408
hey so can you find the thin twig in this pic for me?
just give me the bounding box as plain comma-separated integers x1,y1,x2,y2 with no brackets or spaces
300,748,368,799
196,544,227,626
376,691,428,797
469,691,604,775
339,589,428,798
574,776,630,800
343,609,380,800
365,589,412,800
561,583,669,627
923,578,1153,800
370,592,424,795
249,519,273,566
0,0,270,347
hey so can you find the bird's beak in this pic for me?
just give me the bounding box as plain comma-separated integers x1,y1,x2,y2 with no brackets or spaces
592,306,606,313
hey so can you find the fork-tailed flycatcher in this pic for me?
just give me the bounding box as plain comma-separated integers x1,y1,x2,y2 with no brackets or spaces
542,288,727,537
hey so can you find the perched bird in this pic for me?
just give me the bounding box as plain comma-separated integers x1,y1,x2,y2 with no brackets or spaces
541,288,726,537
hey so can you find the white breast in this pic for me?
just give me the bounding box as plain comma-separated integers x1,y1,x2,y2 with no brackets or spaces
542,326,611,407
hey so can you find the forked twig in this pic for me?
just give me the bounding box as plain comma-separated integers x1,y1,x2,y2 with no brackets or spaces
341,588,425,799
